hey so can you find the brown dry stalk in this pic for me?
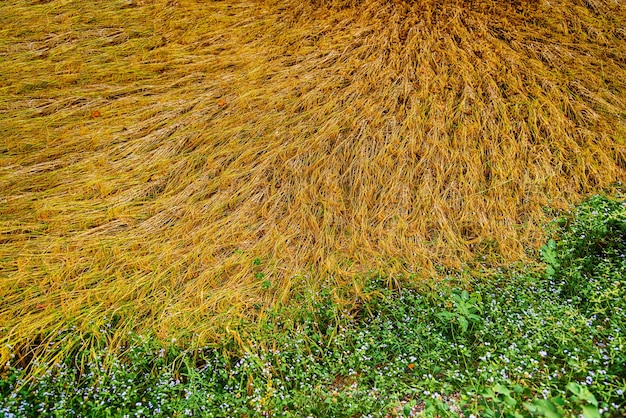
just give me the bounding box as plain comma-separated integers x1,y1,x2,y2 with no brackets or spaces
1,0,625,363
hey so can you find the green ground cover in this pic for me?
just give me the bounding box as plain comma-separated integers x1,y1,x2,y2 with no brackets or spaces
1,192,624,416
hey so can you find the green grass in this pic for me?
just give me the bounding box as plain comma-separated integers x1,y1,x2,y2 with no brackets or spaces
1,192,624,416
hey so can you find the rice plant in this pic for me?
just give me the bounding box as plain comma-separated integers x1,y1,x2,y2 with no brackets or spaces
1,0,625,367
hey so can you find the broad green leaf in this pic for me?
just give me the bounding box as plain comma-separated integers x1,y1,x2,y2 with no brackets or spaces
458,316,469,333
437,311,454,320
468,313,482,322
493,384,511,396
483,407,496,418
457,303,470,317
566,382,598,405
580,390,598,406
482,388,496,399
504,395,517,407
533,399,562,418
582,404,600,418
523,402,537,413
566,382,583,397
